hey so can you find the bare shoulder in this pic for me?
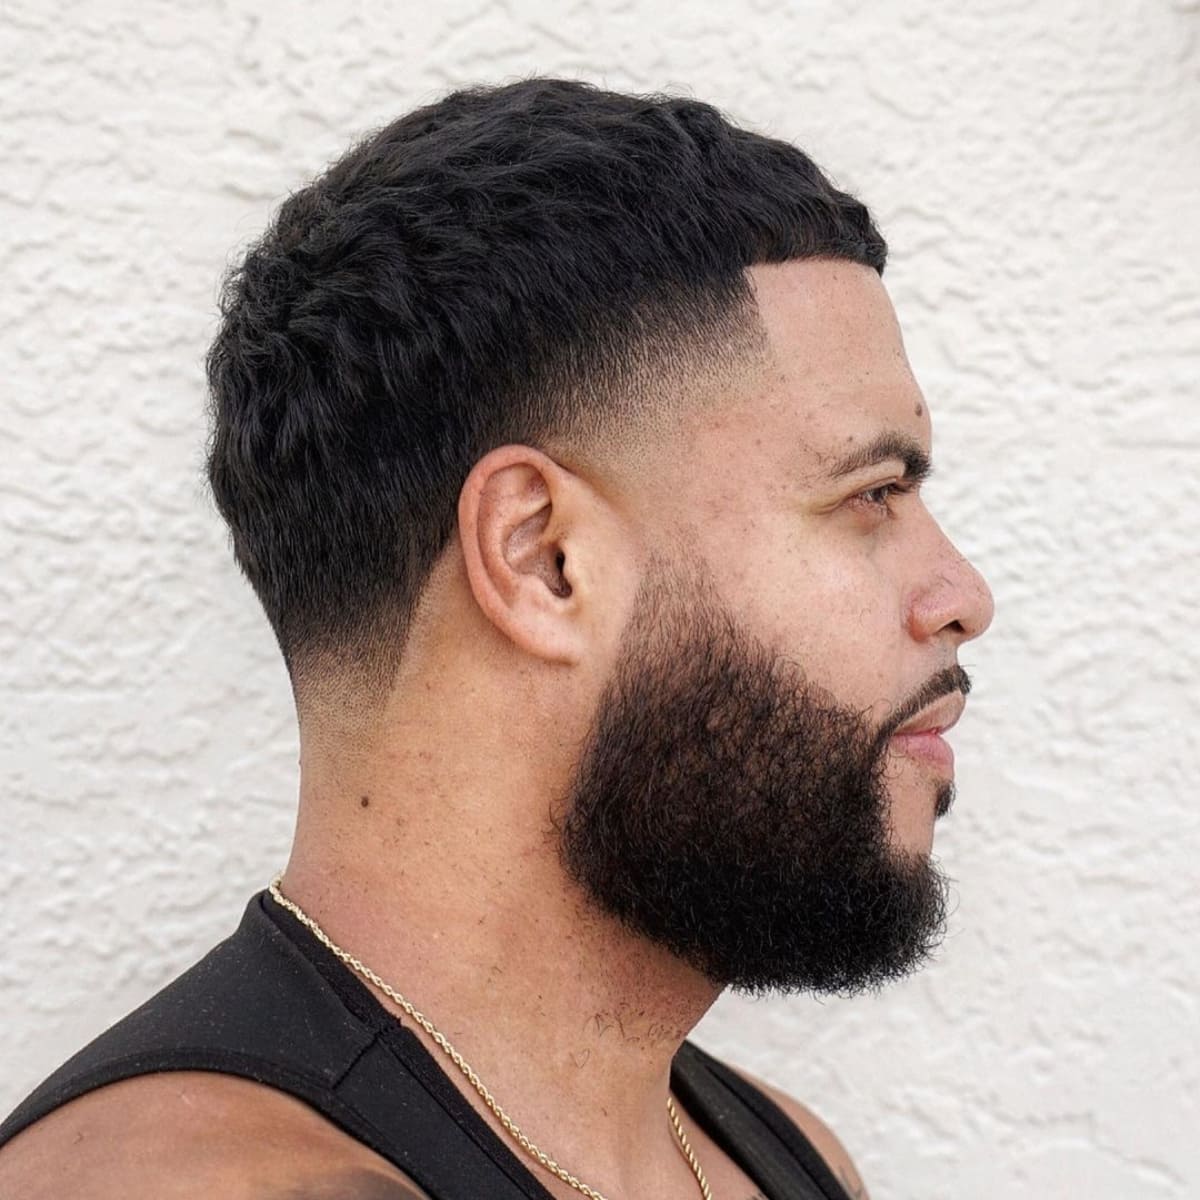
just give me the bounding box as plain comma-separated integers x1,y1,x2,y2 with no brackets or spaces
726,1063,872,1200
0,1071,431,1200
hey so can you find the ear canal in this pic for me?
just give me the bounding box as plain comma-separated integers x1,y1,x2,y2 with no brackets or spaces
552,551,571,598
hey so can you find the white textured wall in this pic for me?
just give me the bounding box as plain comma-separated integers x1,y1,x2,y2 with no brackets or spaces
2,1,1197,1196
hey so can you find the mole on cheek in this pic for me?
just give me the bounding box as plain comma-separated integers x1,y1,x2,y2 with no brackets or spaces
360,795,370,808
914,402,923,417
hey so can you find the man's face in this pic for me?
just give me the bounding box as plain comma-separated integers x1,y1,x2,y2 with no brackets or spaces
557,259,994,994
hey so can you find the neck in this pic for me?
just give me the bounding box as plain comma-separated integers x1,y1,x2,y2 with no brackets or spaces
281,759,722,1197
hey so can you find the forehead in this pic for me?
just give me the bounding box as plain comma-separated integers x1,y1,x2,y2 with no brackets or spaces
737,258,930,476
574,259,932,529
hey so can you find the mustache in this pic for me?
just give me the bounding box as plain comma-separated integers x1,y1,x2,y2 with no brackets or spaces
873,664,973,747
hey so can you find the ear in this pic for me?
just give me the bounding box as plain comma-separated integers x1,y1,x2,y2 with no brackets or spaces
457,444,611,666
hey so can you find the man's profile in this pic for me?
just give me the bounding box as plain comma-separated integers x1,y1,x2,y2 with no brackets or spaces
0,75,993,1199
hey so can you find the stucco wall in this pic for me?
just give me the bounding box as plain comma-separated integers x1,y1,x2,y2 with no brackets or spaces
2,1,1197,1196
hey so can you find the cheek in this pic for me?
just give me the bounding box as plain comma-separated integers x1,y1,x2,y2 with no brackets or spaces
721,516,906,707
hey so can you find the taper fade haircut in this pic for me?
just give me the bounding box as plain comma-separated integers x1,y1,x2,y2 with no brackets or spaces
203,75,887,723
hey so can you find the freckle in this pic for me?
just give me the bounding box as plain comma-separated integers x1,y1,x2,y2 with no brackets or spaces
360,795,370,808
915,402,923,417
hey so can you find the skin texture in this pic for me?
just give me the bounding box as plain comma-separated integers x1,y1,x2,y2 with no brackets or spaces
270,1168,431,1199
0,258,990,1198
0,1073,436,1200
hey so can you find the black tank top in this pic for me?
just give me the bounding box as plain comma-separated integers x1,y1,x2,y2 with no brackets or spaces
0,892,852,1199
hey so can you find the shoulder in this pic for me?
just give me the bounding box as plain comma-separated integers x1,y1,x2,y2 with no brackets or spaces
0,1071,431,1200
726,1063,872,1200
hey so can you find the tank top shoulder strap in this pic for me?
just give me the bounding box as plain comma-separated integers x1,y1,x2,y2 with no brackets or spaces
670,1040,853,1200
0,893,554,1199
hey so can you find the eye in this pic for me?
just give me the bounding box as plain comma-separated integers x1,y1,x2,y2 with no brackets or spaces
849,480,916,516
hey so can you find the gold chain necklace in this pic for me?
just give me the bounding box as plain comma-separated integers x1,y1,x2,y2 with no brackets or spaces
267,876,713,1200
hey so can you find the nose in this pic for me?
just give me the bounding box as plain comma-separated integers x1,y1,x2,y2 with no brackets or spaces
906,523,995,646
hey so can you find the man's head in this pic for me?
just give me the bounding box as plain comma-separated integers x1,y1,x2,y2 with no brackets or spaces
204,76,886,717
205,77,993,997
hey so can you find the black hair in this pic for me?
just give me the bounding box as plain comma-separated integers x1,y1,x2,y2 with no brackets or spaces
203,75,886,721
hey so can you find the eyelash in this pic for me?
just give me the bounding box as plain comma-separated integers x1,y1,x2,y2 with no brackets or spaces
850,480,918,515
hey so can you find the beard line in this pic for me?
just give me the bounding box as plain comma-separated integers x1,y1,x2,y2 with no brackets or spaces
558,554,952,997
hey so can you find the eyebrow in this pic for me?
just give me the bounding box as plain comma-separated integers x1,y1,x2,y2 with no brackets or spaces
821,431,934,484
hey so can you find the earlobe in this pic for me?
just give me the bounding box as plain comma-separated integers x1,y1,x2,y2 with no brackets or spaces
456,445,584,665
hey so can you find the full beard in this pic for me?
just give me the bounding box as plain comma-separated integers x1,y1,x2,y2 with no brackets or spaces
557,555,951,997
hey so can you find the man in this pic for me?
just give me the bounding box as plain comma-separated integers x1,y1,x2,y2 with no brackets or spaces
0,76,993,1199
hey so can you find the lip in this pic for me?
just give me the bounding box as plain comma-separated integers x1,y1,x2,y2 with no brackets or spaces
888,692,965,772
889,729,955,771
892,692,966,738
